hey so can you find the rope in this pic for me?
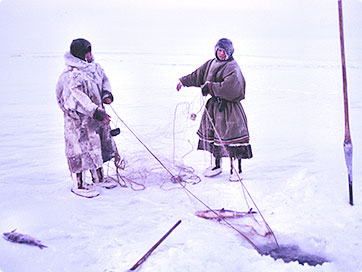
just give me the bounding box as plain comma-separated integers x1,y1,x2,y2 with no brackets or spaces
103,116,146,191
109,105,177,179
106,157,146,191
202,97,279,248
172,94,206,163
109,103,277,250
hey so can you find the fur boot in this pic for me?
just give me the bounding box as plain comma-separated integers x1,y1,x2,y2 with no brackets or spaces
203,155,222,177
71,172,100,198
229,157,242,182
91,167,118,189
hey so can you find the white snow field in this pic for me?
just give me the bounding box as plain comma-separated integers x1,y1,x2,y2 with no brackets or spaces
0,1,362,271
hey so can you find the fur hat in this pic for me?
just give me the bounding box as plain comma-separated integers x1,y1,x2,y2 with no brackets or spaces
215,38,234,60
70,38,92,61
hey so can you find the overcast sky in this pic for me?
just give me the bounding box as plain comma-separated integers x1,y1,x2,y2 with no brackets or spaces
0,0,361,54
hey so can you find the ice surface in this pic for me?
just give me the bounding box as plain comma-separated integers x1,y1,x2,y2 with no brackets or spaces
1,1,362,272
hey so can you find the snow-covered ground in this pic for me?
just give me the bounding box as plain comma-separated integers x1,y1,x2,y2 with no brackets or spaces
1,1,362,272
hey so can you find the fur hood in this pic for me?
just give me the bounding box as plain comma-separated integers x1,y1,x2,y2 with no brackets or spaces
214,38,234,61
64,51,95,71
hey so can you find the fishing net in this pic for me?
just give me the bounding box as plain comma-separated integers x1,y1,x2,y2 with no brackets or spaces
101,101,279,253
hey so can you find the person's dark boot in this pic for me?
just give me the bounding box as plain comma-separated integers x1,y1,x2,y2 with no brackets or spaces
71,172,100,198
229,158,242,182
91,167,117,189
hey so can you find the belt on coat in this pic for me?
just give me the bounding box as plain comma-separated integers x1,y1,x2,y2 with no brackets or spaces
210,96,227,112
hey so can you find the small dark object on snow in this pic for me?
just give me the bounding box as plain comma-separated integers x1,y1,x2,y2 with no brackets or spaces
3,229,47,249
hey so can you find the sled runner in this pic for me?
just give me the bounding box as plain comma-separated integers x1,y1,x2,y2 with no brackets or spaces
195,208,256,220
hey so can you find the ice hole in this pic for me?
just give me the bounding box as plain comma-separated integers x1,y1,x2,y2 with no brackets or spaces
258,244,329,266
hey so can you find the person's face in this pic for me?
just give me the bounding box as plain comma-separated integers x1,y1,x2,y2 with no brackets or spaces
85,51,92,63
217,49,226,60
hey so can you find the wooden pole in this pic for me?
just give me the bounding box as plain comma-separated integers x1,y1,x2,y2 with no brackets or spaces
338,0,353,205
130,220,182,271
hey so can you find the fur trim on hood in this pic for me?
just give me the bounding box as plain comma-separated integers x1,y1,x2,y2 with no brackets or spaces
64,51,94,69
215,38,234,61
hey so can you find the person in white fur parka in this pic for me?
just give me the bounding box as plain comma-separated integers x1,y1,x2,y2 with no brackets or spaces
56,38,119,197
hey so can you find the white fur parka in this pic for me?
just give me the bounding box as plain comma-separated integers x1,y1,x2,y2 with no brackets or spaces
56,52,117,174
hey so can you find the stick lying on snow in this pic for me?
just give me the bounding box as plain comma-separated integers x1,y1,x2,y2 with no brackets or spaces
130,220,182,271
